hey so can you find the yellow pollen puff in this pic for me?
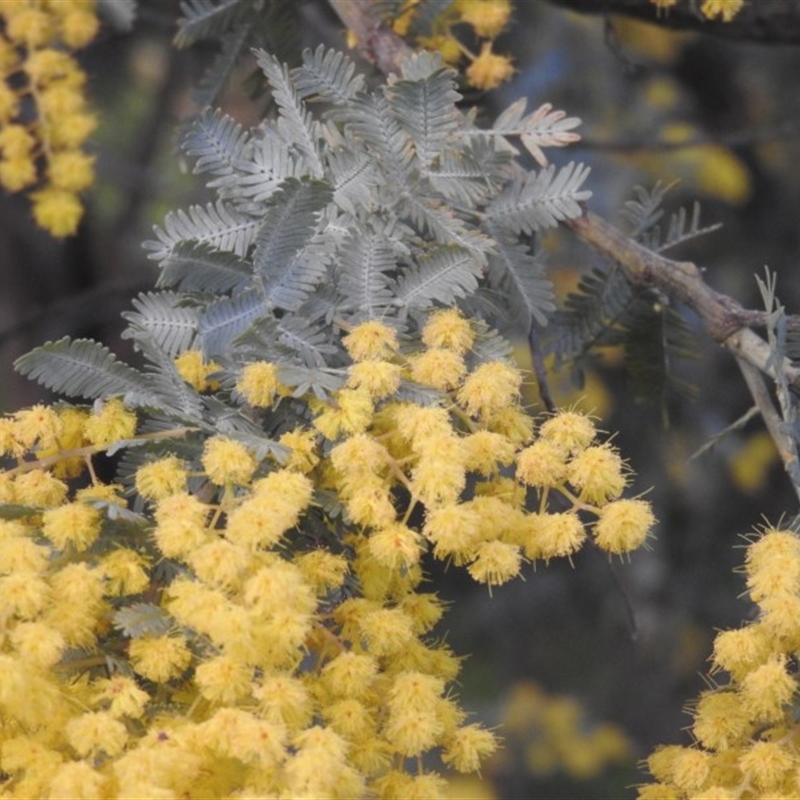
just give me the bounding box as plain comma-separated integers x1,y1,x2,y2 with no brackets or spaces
65,710,128,758
48,111,98,149
745,529,800,576
0,535,49,574
13,468,68,507
9,621,65,667
456,0,512,38
739,655,796,723
462,429,515,475
343,320,399,361
516,439,567,488
0,124,36,158
135,455,188,501
357,607,416,657
321,651,379,699
153,492,210,559
6,8,53,47
13,403,63,450
539,410,597,455
691,690,752,751
593,499,656,555
408,347,466,390
91,675,150,720
41,501,102,551
700,0,745,23
294,550,349,593
47,149,95,192
82,398,136,446
738,740,797,791
201,435,257,486
278,427,320,473
384,707,444,757
526,512,586,562
421,308,474,354
237,360,280,407
24,48,77,85
0,156,36,192
58,9,100,49
466,41,514,91
30,187,84,237
186,539,250,591
347,359,402,399
670,748,711,792
457,361,522,417
423,503,482,563
368,522,423,569
710,624,773,680
410,435,466,507
129,635,192,683
467,539,522,587
174,350,221,392
314,388,374,439
194,654,252,704
441,723,500,773
100,548,150,596
567,445,627,505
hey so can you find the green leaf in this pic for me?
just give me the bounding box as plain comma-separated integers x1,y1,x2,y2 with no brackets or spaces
15,338,151,403
394,246,483,310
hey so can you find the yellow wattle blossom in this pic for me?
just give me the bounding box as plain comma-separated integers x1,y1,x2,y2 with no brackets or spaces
174,349,221,392
455,0,512,38
466,41,514,91
237,360,281,406
593,499,656,554
41,500,102,551
421,308,474,354
30,186,84,237
128,635,193,682
82,398,136,446
700,0,745,22
457,360,523,417
135,455,188,501
343,320,399,361
201,435,257,486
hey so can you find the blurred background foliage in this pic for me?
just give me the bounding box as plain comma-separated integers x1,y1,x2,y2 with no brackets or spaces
3,1,800,797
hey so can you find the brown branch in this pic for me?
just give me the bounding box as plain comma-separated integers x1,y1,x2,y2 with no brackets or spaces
328,0,412,75
543,0,800,45
566,209,800,389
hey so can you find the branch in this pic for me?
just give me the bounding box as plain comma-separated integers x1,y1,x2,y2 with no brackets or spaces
543,0,800,45
328,0,413,75
566,209,800,389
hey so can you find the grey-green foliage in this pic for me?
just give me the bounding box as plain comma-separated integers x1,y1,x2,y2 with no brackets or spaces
16,46,589,440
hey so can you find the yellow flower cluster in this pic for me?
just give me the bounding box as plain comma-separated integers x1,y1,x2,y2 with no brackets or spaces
390,0,515,90
0,310,654,798
639,527,800,799
649,0,744,22
0,0,99,236
501,681,632,779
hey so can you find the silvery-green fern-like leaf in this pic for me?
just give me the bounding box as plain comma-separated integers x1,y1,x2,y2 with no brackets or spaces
145,200,261,261
293,45,365,105
400,192,491,258
427,144,506,206
485,231,555,328
468,321,514,365
276,363,345,400
489,99,582,166
174,0,247,48
253,178,333,310
156,241,252,294
114,604,173,637
394,246,483,310
389,53,460,169
345,93,415,186
183,107,250,178
121,292,200,358
14,338,152,403
487,161,591,235
199,286,269,356
326,147,379,216
337,231,401,318
217,126,304,203
134,338,206,421
255,48,324,178
276,315,337,368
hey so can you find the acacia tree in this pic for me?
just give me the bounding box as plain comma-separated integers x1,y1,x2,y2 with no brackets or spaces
0,1,799,798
